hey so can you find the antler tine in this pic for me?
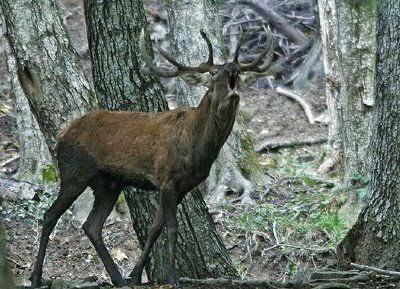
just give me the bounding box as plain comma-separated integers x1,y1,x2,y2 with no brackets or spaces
200,29,214,66
154,41,203,72
139,29,179,78
154,31,214,73
239,34,274,72
233,27,244,63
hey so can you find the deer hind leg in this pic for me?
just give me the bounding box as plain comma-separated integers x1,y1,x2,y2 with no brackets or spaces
31,180,86,288
82,189,125,286
128,204,164,285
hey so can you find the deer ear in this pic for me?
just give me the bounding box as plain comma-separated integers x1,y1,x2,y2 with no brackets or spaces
179,73,212,88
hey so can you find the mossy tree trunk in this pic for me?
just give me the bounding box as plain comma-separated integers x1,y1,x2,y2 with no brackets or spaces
337,0,400,268
84,0,237,282
317,0,376,180
165,0,255,205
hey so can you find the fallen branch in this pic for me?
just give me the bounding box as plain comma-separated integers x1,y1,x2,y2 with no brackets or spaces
179,277,281,289
255,137,327,152
350,263,400,278
313,283,351,289
0,155,20,167
276,86,315,124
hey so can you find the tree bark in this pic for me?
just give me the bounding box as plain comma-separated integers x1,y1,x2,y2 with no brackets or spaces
337,0,400,269
165,0,255,205
317,0,341,174
84,0,237,282
0,15,52,184
0,220,15,289
317,0,376,179
0,0,94,156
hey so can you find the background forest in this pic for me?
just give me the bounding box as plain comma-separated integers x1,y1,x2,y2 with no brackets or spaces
0,0,399,289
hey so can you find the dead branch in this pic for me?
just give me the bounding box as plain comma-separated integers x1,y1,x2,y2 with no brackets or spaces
350,263,400,278
179,277,281,289
237,0,307,45
276,86,315,124
313,283,351,289
255,137,327,152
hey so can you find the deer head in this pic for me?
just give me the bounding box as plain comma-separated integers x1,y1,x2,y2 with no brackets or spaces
139,28,274,118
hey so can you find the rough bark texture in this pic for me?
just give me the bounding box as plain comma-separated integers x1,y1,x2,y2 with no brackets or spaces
317,0,341,173
84,0,237,282
0,16,52,184
317,0,376,179
0,221,15,289
0,0,93,155
337,0,400,269
165,0,254,205
336,0,376,179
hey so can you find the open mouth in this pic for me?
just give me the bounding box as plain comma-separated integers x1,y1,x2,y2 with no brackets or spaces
228,74,237,90
228,74,239,98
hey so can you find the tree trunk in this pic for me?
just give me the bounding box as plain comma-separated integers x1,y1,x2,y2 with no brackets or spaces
0,15,52,184
84,0,237,282
0,0,94,156
317,0,376,179
165,0,255,205
0,220,15,289
337,0,400,268
317,0,341,174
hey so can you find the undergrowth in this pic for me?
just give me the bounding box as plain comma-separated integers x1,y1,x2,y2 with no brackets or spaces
219,146,351,280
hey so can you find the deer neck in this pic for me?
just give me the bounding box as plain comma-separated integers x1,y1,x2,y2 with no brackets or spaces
194,89,239,160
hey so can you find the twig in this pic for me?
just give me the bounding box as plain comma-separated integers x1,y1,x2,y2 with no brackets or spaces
350,263,400,278
276,86,315,124
0,155,20,167
272,220,280,245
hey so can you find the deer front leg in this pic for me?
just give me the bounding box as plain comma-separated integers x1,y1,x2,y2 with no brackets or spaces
128,205,164,285
161,187,179,288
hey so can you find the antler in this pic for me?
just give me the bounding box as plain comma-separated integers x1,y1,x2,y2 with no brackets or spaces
140,28,215,78
233,28,275,73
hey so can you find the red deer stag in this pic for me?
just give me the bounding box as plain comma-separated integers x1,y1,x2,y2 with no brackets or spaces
30,28,274,288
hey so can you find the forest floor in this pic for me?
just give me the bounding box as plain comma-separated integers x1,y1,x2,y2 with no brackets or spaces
1,86,392,289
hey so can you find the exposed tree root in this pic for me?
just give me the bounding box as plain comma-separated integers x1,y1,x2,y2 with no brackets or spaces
276,86,315,124
350,263,400,278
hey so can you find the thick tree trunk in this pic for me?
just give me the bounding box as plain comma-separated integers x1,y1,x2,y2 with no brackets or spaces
84,0,237,282
337,0,400,269
165,0,254,205
0,0,93,155
0,17,52,184
317,0,376,179
0,220,15,289
336,0,376,179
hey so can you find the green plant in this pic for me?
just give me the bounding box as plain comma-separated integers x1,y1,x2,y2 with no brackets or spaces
40,164,59,183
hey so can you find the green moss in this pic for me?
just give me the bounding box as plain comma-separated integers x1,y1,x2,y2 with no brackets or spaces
40,164,59,183
238,132,261,178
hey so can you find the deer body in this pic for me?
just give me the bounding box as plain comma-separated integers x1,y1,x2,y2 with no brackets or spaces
31,28,272,288
57,89,238,195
